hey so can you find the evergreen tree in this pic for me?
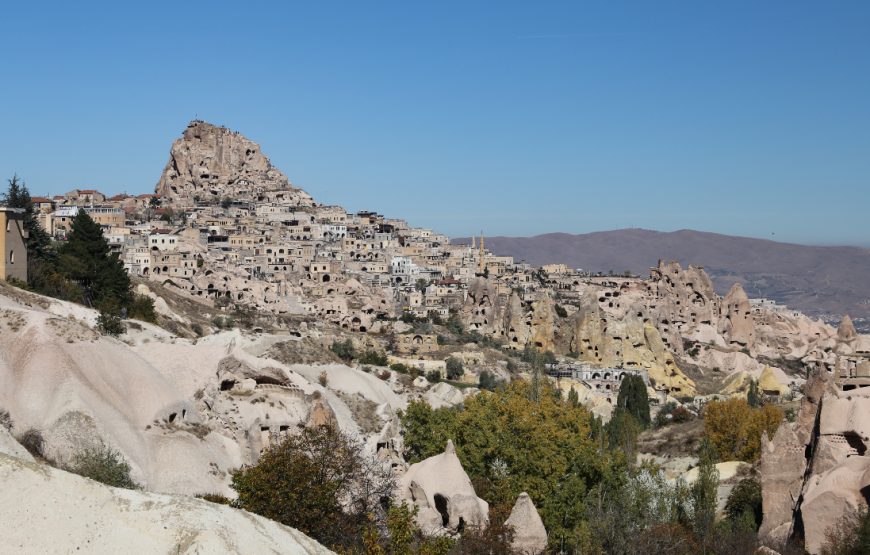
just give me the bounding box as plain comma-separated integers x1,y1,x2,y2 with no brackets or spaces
747,378,761,408
691,437,720,552
567,386,580,407
58,210,131,307
616,374,651,429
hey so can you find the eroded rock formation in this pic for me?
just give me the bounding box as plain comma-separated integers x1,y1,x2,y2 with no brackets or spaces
505,492,548,555
156,120,314,208
397,440,489,535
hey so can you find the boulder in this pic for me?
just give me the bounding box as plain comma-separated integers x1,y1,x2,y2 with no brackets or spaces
397,440,488,534
505,492,547,554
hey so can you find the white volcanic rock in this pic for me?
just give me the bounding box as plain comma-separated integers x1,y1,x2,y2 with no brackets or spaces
156,120,314,208
423,381,466,408
0,286,406,497
505,492,548,555
397,440,489,534
0,426,32,461
0,453,332,554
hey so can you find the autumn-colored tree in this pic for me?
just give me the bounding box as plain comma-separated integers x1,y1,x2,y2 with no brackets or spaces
702,397,783,462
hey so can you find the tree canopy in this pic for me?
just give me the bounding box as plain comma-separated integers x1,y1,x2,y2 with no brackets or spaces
57,210,131,308
616,374,651,429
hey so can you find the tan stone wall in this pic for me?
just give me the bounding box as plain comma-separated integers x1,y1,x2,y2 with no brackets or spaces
0,210,27,282
394,334,439,355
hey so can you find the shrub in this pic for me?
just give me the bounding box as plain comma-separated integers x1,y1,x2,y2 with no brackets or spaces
191,323,204,337
425,370,442,383
390,362,411,374
330,339,355,362
318,371,328,387
478,370,500,391
823,507,870,555
445,357,464,380
18,428,45,458
97,310,127,337
196,492,232,505
68,442,138,489
127,294,157,323
211,315,235,330
725,477,762,529
358,350,388,366
0,409,12,432
554,304,568,318
671,406,693,423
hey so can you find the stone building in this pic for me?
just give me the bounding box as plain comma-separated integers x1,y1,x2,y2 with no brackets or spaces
394,333,439,355
0,207,27,282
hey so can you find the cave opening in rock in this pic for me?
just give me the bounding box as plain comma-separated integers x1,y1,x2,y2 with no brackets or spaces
434,494,449,527
844,432,867,456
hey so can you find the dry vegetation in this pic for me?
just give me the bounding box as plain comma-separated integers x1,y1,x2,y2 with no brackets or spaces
637,418,705,458
337,391,382,434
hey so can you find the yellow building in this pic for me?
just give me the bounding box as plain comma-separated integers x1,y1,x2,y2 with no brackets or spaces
0,207,28,282
85,207,125,228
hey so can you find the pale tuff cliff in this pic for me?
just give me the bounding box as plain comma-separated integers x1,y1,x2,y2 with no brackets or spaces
156,120,314,208
759,319,870,553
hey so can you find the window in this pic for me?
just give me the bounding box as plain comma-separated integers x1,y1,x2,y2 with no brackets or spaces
9,250,13,264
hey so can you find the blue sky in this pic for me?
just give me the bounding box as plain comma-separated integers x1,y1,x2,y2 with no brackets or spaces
1,1,868,245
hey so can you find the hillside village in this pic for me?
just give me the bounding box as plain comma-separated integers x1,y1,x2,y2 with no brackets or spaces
2,121,870,554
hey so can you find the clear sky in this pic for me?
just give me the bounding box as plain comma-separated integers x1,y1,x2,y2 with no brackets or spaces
1,1,868,245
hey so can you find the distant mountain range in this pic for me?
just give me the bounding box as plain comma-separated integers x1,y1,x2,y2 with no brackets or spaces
454,229,870,327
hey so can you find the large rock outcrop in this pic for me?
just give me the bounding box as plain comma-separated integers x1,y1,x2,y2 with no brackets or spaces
397,440,489,535
156,120,315,208
0,452,332,554
505,492,548,554
759,366,870,553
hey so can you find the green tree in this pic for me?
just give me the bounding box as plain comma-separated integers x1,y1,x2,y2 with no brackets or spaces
330,339,355,362
567,386,580,407
725,476,762,529
691,437,720,551
616,374,651,429
747,379,761,408
445,357,464,380
605,409,642,458
478,370,499,391
58,210,131,307
400,381,609,551
231,425,394,550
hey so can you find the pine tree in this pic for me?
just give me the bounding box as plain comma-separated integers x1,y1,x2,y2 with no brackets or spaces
58,210,131,307
616,374,651,429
